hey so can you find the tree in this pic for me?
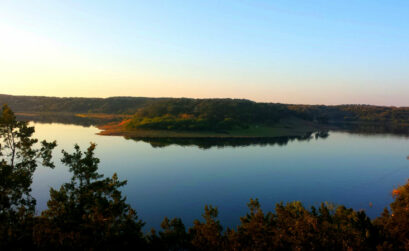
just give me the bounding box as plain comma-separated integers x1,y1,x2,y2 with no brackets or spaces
147,217,191,251
0,104,56,248
374,180,409,249
227,198,275,251
189,205,225,251
34,143,145,249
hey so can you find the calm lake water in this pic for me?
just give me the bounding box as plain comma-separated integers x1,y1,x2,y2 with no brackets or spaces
31,122,409,230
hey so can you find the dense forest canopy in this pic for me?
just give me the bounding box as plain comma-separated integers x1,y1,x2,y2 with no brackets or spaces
1,94,409,131
288,104,409,124
128,99,292,131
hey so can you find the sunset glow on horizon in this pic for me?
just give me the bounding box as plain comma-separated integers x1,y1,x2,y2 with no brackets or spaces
1,1,409,106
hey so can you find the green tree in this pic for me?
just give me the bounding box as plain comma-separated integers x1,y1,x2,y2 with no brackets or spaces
34,143,145,249
0,104,56,248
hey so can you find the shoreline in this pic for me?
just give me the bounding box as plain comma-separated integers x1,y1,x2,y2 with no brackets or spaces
96,121,320,139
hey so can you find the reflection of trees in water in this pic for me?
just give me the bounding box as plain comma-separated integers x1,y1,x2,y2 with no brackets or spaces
315,130,329,139
126,131,330,149
17,114,409,147
330,122,409,137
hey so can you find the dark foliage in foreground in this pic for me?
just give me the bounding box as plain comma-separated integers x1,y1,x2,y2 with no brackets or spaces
1,105,409,250
0,105,56,249
33,144,146,250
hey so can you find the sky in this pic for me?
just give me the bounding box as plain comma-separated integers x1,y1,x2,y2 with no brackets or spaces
1,0,409,106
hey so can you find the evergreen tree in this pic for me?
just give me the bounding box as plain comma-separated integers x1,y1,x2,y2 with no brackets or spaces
0,104,56,249
34,143,145,249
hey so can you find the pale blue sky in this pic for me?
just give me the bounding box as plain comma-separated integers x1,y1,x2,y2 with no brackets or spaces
1,1,408,105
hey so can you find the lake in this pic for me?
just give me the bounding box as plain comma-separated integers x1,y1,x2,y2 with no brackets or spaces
31,122,409,231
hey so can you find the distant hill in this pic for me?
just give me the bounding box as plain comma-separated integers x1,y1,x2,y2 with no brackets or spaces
1,94,408,127
0,94,167,114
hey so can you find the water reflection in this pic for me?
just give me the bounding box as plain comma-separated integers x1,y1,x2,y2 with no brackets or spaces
17,114,335,148
124,131,330,149
30,122,409,230
331,122,409,137
18,113,409,139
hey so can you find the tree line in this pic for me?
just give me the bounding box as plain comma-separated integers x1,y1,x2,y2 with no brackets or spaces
128,99,409,132
0,94,163,114
1,104,409,250
2,95,409,130
127,99,291,131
